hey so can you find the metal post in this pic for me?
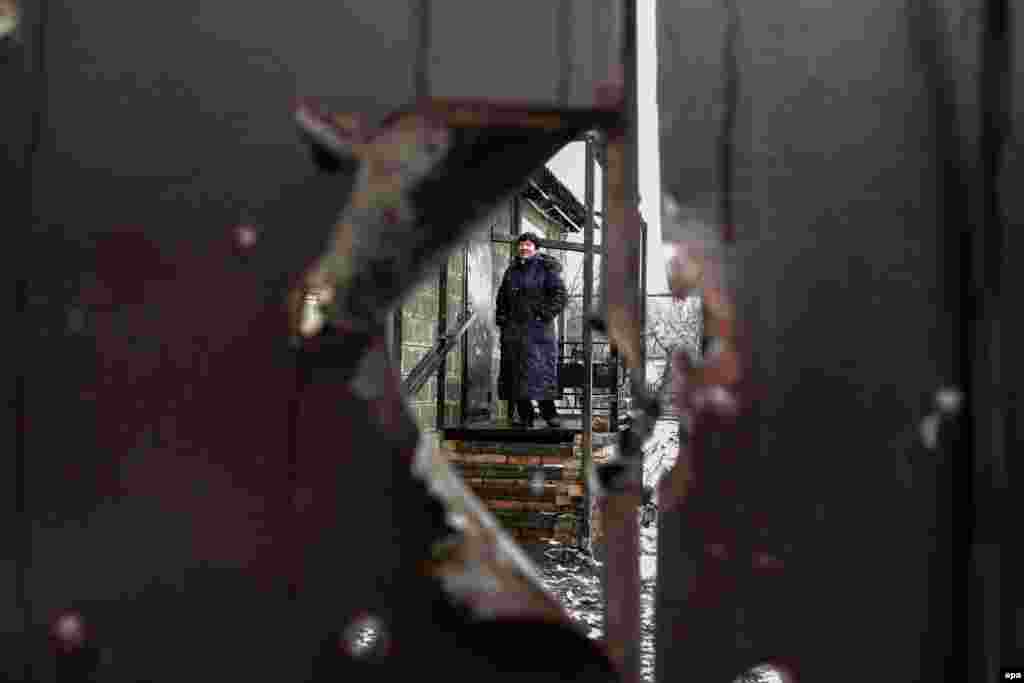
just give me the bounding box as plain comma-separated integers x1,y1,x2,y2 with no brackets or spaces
558,263,567,415
639,216,647,388
459,243,470,425
604,136,620,433
582,135,596,550
602,3,642,683
511,193,521,237
436,262,448,432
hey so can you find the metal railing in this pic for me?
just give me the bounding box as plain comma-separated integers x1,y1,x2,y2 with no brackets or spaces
557,340,631,421
402,308,477,397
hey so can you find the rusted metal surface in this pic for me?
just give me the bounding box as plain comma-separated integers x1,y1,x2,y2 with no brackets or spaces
593,132,646,683
654,1,1019,681
13,1,630,678
581,135,597,554
13,0,1018,680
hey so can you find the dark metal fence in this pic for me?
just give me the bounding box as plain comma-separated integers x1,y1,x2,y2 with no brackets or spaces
557,340,630,421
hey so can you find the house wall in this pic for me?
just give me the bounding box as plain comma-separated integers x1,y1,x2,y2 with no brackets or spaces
397,247,467,435
400,276,440,434
7,1,627,679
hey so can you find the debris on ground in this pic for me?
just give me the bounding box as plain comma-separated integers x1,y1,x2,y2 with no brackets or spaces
532,418,680,682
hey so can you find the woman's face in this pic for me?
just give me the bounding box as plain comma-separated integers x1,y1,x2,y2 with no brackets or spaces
518,240,537,258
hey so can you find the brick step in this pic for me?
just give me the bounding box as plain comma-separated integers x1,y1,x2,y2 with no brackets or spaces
493,509,578,531
464,480,585,505
465,482,557,503
446,441,574,458
447,452,577,467
469,479,584,498
454,463,581,482
462,482,572,501
469,489,578,507
484,499,575,513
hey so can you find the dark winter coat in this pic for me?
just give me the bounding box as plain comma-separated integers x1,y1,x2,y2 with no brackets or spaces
496,253,569,401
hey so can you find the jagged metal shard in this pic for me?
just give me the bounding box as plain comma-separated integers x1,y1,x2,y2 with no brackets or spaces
290,101,622,344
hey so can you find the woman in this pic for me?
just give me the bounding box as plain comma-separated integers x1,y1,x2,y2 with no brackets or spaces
496,232,569,428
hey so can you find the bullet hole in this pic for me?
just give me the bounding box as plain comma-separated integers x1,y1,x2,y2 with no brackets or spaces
235,225,259,248
340,613,388,659
51,612,86,653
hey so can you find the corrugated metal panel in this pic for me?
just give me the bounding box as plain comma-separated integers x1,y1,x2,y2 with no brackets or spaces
19,2,423,680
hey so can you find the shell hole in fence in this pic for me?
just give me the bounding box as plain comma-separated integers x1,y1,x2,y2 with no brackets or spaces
0,1,18,39
51,612,87,653
340,613,389,659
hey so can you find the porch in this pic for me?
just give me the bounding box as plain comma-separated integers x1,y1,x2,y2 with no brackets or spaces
394,135,644,550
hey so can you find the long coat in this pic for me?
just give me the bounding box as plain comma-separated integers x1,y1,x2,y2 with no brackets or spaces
496,253,569,401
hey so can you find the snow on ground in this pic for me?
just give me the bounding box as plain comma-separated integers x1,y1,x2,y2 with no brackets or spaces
531,417,681,683
350,420,684,677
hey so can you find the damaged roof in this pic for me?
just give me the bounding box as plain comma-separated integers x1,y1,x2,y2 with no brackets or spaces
520,165,588,234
